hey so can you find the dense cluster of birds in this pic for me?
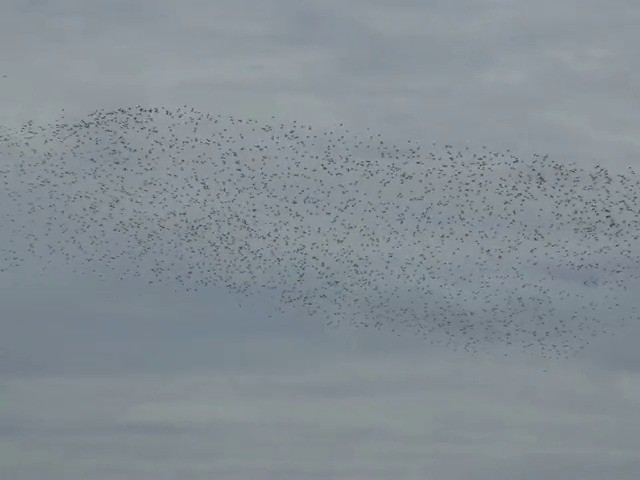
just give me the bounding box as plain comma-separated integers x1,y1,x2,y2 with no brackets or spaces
1,105,639,360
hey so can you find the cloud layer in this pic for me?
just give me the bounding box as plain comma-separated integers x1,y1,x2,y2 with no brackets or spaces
1,0,639,478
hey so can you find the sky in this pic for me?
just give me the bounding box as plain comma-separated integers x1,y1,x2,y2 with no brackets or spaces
1,0,640,479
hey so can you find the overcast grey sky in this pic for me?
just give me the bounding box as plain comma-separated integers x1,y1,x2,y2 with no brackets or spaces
1,0,640,479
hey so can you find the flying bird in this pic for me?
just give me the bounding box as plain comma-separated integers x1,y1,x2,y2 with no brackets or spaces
1,105,638,361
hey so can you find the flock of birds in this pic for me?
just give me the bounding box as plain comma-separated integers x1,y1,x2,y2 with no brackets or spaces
1,105,639,360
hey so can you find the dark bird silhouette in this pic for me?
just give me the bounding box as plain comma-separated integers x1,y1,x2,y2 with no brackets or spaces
1,105,638,361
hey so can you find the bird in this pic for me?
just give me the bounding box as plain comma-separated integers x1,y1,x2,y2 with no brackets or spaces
0,104,638,362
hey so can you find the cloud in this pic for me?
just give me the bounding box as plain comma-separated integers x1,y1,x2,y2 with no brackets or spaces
2,356,640,479
1,0,639,478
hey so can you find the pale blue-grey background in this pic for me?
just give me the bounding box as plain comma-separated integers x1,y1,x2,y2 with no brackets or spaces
1,0,640,478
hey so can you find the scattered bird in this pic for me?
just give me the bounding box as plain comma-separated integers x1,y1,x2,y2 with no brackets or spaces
1,105,639,361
